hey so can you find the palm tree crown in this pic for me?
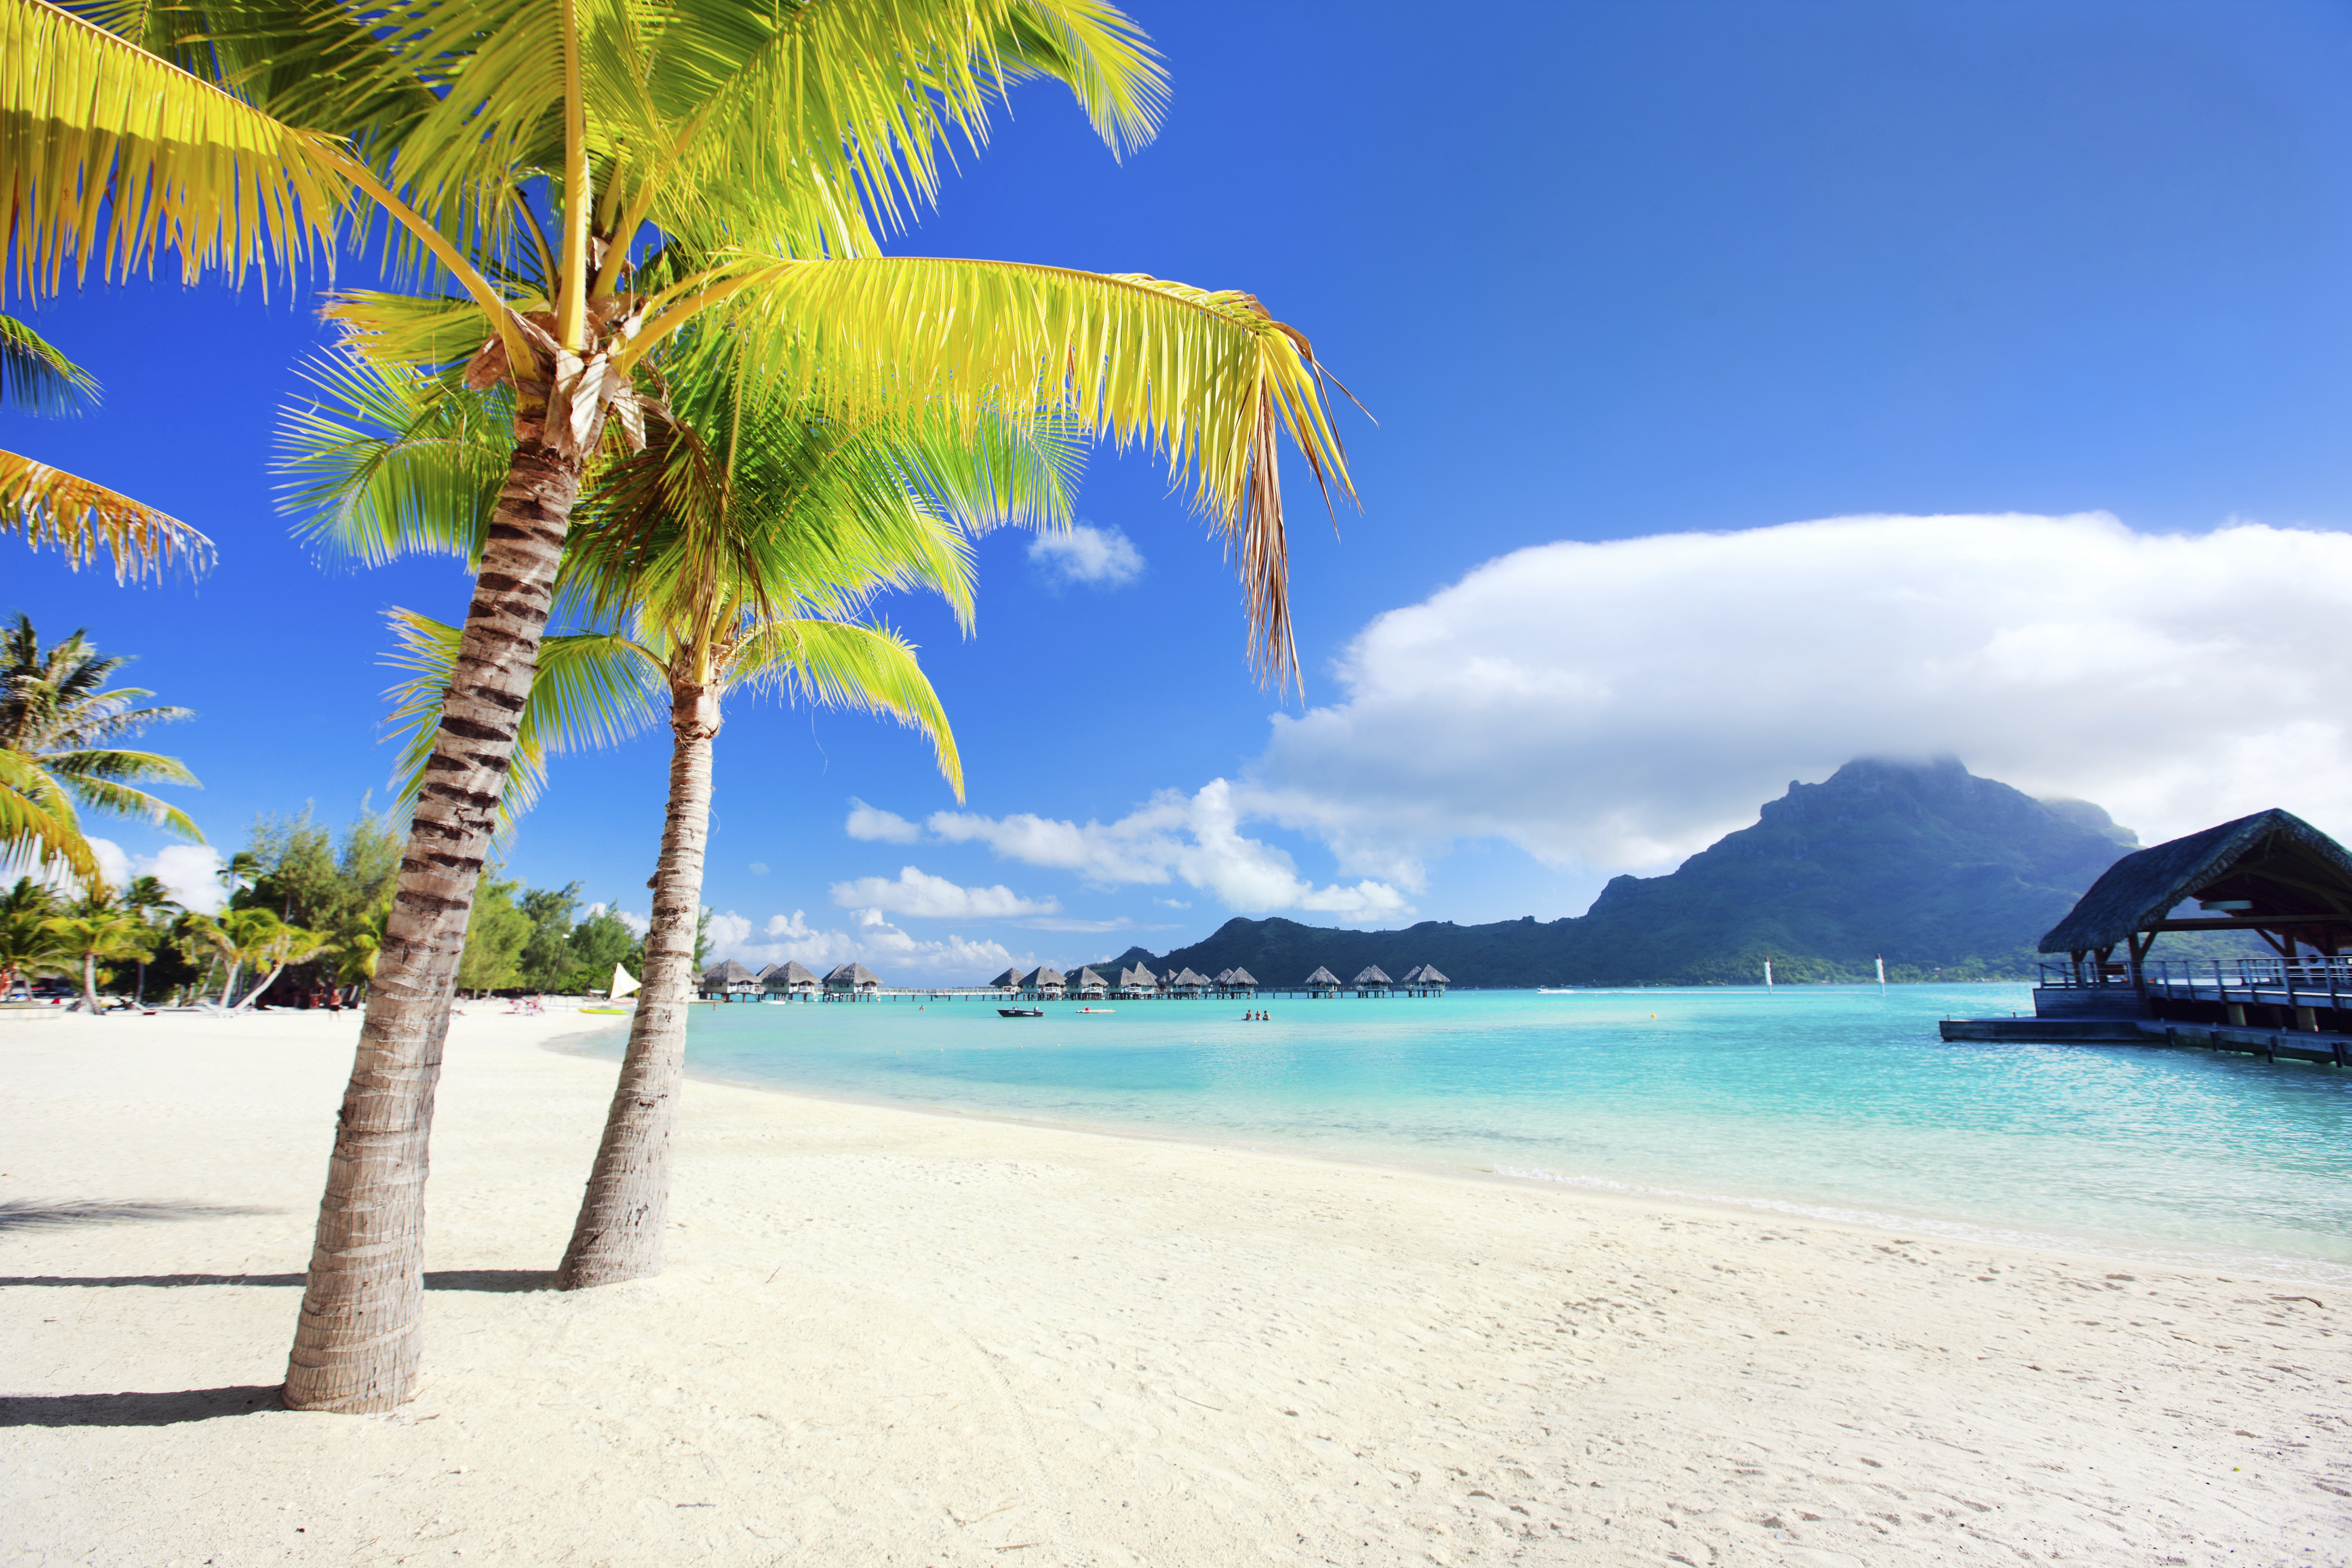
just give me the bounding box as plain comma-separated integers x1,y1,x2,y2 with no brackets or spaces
0,613,203,848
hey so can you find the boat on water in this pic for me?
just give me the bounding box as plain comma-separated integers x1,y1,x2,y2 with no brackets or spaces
997,1007,1044,1018
1078,1007,1115,1013
1537,987,1578,994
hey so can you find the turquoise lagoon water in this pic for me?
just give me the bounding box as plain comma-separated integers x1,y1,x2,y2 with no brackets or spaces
591,985,2352,1282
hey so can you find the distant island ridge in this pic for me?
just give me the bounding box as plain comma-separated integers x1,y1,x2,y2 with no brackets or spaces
1086,756,2238,988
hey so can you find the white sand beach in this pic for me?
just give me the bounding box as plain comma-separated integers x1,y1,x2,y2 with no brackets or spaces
3,1007,2345,1566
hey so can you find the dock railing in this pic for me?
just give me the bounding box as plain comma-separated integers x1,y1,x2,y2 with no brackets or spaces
2038,955,2352,1009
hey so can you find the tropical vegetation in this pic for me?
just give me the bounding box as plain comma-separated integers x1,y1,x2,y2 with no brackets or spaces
14,0,1356,1413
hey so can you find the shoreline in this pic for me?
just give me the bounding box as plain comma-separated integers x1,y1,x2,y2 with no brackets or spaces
545,1012,2352,1291
7,1007,2346,1566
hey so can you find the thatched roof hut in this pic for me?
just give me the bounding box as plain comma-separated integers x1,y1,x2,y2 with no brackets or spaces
1399,964,1424,985
1415,964,1450,986
762,961,820,992
1025,965,1067,991
1225,967,1258,987
824,962,881,991
1303,965,1341,989
987,966,1025,989
1352,965,1393,988
2040,809,2352,960
702,960,760,1000
1119,965,1158,991
1069,965,1108,993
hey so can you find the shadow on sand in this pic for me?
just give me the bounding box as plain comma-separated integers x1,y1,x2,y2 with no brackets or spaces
0,1385,286,1427
0,1269,551,1291
0,1199,286,1232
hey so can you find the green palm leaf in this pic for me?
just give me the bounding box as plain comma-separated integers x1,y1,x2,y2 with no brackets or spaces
0,748,99,883
735,616,962,800
0,312,99,414
1,0,345,301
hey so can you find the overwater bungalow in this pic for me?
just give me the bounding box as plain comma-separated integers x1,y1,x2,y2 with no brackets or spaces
1166,967,1212,997
1069,966,1110,998
760,960,821,1000
1409,964,1449,996
1352,965,1393,997
986,966,1025,991
1025,965,1067,998
700,960,762,1002
1943,808,2352,1060
823,962,882,999
1220,966,1259,997
1119,964,1159,997
1302,965,1341,997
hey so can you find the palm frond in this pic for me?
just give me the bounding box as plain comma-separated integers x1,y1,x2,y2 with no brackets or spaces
632,255,1357,688
734,616,961,801
0,312,98,413
380,608,663,835
278,349,513,568
0,447,215,579
0,748,99,884
0,0,345,301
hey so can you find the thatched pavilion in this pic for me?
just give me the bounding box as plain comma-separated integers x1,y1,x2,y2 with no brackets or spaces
1938,808,2352,1049
1024,965,1067,997
760,961,820,999
1118,965,1159,996
1410,964,1449,995
1069,966,1109,997
1351,965,1393,996
1303,965,1341,996
2043,809,2352,982
987,966,1025,991
1220,966,1259,996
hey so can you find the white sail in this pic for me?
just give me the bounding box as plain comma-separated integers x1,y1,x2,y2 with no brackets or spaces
1876,955,1886,990
609,964,641,1001
1763,960,1773,987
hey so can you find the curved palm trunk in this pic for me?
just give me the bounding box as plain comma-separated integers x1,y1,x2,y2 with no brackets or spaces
556,669,720,1289
79,949,98,1012
283,429,584,1413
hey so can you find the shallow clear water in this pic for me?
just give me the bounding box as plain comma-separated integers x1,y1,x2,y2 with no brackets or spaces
595,985,2352,1282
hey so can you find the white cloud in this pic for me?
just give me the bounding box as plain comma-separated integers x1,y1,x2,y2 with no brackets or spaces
845,798,923,844
1247,512,2352,881
1030,523,1144,587
708,906,1024,982
925,779,1410,925
79,839,227,913
750,861,769,876
828,866,1061,920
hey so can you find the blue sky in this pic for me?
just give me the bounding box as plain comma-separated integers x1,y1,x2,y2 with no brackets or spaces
15,0,2352,977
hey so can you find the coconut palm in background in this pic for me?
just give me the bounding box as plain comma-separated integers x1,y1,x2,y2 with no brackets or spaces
0,614,202,887
42,904,155,1010
0,876,74,994
22,0,1356,1412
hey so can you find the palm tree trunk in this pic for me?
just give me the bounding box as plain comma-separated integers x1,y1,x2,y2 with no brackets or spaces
283,429,585,1413
556,668,720,1289
239,962,286,1012
80,950,97,1012
219,959,241,1009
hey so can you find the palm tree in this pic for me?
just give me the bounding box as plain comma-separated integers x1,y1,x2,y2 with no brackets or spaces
185,908,295,1009
236,921,336,1011
0,614,203,887
119,874,179,1005
1,312,217,579
21,0,1353,1412
42,905,155,1011
0,875,70,996
332,340,1053,1287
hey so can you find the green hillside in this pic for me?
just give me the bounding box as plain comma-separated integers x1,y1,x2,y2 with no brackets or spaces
1116,757,2154,987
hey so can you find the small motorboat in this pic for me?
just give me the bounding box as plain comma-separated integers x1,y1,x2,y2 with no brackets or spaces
997,1007,1044,1018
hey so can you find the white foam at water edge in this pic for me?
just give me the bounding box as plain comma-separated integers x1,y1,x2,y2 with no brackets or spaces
1493,1166,2352,1287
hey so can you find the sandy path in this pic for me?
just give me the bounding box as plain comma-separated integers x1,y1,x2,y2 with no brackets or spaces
2,1008,2346,1567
